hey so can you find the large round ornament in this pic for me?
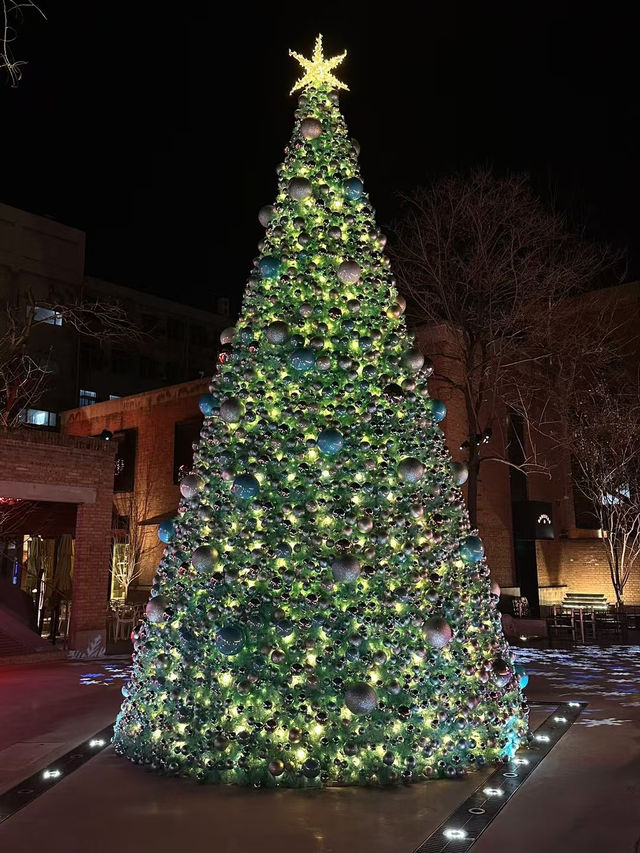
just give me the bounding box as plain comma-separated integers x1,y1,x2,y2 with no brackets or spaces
300,117,323,139
460,535,485,563
317,428,344,456
337,260,361,284
343,178,364,200
220,327,236,345
180,473,203,499
288,177,312,200
157,520,175,543
301,758,321,778
344,683,377,715
451,461,469,485
422,616,453,649
402,349,425,371
220,397,244,423
258,256,281,279
191,545,217,572
198,394,219,416
216,625,244,655
266,321,289,344
274,542,292,559
146,595,170,624
290,348,316,372
398,457,425,483
232,474,260,500
268,759,285,777
514,663,529,689
258,205,275,227
332,556,361,583
429,399,447,423
492,658,512,687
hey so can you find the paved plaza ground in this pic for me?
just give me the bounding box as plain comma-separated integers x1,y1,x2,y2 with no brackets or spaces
0,642,639,852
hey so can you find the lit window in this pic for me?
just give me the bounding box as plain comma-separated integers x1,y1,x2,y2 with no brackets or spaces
79,389,97,407
22,409,58,427
33,306,63,326
109,395,121,400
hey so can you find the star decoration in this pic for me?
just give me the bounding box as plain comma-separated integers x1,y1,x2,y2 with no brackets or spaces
289,34,348,95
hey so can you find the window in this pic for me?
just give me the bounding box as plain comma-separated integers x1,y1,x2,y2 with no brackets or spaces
173,418,202,483
109,395,121,401
21,409,58,427
113,428,137,492
79,389,97,408
33,306,62,326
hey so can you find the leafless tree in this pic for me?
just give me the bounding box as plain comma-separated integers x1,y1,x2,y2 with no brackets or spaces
111,462,157,601
1,0,45,86
0,288,143,427
392,169,623,526
569,372,640,604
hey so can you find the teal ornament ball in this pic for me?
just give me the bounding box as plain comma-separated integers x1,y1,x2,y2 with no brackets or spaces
344,177,364,199
275,542,292,559
317,428,343,455
290,348,316,372
198,394,219,416
157,520,175,543
232,474,260,500
429,399,447,423
259,256,281,279
514,664,529,689
460,535,484,563
216,625,244,655
344,683,377,714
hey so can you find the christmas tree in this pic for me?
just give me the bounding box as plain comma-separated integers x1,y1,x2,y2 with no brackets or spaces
113,36,529,788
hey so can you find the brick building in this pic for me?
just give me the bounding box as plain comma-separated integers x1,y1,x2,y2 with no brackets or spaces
419,280,640,609
0,428,116,653
0,202,230,425
61,378,209,600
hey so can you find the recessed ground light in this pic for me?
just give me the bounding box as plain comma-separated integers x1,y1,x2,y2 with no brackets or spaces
42,769,62,780
443,828,467,840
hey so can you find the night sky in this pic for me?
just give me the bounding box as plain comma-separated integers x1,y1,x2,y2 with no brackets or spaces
1,3,638,314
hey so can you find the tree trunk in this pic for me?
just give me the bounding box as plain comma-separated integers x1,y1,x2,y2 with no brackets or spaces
466,445,481,529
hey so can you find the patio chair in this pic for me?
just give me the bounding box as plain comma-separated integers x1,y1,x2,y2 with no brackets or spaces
547,606,576,642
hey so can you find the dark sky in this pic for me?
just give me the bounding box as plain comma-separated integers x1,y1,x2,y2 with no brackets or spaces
1,2,638,313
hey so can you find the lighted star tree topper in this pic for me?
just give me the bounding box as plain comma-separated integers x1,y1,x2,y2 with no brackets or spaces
113,35,530,788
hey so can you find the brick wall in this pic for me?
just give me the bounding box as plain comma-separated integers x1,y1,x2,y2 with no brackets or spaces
0,429,115,650
537,538,640,604
61,379,209,591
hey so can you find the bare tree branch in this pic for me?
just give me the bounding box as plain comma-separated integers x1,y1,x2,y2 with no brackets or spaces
1,0,45,86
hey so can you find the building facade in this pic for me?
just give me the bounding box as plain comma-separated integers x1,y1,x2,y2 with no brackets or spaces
0,202,230,426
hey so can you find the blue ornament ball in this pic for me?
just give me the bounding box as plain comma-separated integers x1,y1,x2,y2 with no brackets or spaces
232,474,260,500
157,520,175,543
290,348,316,372
343,177,364,200
216,625,244,655
198,394,219,416
317,428,344,455
460,535,485,563
258,256,281,279
430,399,447,423
515,664,529,690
